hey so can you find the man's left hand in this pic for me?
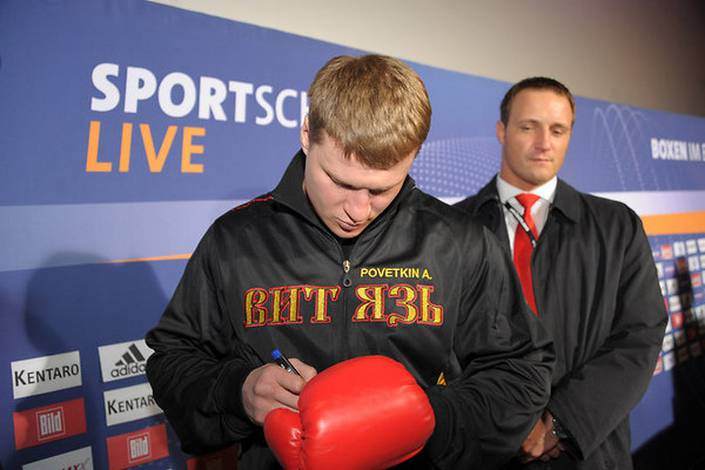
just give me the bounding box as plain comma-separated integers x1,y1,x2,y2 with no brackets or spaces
520,409,562,463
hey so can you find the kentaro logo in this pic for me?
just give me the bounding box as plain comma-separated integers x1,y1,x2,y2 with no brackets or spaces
103,382,162,426
98,340,153,383
11,351,82,399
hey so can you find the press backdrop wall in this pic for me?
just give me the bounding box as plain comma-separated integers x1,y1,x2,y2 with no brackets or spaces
2,1,705,469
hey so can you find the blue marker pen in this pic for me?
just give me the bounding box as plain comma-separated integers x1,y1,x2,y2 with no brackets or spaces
272,349,302,377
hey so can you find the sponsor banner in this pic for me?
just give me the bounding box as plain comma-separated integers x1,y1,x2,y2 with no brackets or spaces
13,398,87,450
661,244,674,260
23,446,93,470
98,339,154,383
687,239,699,254
103,382,162,426
186,445,240,470
11,350,82,399
106,423,169,470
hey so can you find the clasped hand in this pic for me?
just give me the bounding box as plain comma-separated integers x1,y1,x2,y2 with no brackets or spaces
520,409,565,463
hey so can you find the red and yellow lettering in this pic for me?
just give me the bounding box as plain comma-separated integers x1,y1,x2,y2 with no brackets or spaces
353,284,388,321
417,284,444,325
244,288,268,327
269,286,303,324
303,286,340,323
387,284,418,326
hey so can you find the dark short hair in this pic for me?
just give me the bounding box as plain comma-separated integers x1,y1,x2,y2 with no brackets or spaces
500,77,575,126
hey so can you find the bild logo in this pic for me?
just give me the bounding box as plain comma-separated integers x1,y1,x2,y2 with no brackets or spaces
106,424,169,469
98,339,153,383
128,432,151,463
37,406,65,440
13,398,87,450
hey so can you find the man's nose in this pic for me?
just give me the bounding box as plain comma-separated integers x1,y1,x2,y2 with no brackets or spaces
344,189,372,222
535,128,552,150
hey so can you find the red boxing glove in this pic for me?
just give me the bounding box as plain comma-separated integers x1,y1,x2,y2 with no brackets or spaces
264,355,435,470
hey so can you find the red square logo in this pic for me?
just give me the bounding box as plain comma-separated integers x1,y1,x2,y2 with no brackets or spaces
107,423,168,470
128,432,151,464
13,398,86,450
671,312,684,330
36,406,65,441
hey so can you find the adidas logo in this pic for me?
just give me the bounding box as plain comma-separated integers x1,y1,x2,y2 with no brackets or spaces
98,340,154,383
110,344,147,378
115,344,146,367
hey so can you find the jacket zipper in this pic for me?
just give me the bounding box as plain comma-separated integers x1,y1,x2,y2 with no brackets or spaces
342,259,352,287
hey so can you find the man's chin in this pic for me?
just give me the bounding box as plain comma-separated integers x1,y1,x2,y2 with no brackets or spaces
525,169,557,187
335,228,363,239
332,222,365,239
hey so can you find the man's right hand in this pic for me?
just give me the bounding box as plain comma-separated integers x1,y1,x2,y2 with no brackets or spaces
241,358,317,425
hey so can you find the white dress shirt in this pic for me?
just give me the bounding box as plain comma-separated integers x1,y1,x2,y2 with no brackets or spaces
496,175,558,255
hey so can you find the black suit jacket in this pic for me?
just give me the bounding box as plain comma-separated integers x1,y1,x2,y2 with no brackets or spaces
456,177,667,470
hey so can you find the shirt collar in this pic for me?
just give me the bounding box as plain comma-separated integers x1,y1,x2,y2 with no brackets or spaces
496,175,558,205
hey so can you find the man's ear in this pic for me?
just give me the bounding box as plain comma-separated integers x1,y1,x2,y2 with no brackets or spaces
496,120,506,145
300,115,310,155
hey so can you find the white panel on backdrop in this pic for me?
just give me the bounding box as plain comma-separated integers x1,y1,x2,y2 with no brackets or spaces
98,339,154,383
103,382,162,426
22,446,93,470
11,351,82,399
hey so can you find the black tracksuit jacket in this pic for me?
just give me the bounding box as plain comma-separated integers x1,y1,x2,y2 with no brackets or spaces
146,152,555,469
455,177,667,470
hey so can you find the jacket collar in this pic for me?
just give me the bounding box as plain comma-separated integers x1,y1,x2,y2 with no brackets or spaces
551,178,580,224
271,150,319,226
472,175,580,224
271,149,417,235
472,175,502,214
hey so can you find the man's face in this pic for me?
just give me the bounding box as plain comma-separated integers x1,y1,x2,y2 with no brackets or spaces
497,89,573,190
301,121,415,239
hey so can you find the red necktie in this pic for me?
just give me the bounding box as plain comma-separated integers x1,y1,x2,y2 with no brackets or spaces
513,193,540,315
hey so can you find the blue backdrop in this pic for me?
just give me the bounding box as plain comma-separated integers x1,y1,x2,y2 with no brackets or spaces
2,1,705,468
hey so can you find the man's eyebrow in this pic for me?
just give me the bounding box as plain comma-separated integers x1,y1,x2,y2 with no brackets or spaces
516,118,571,128
325,168,396,193
551,122,571,131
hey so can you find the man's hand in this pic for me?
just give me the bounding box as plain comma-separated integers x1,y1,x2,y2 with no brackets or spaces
263,356,435,470
520,409,561,463
241,358,317,425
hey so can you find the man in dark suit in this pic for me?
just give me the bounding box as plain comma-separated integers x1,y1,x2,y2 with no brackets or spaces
455,77,667,469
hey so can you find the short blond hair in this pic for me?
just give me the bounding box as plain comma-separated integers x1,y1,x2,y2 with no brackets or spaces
307,55,431,169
